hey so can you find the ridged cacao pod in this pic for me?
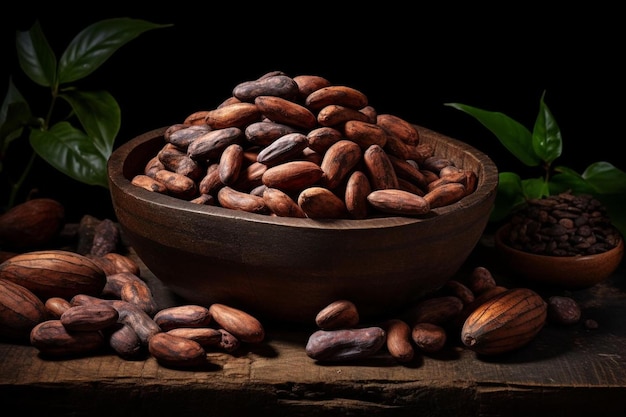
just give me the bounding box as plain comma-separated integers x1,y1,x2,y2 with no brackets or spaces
0,198,64,249
0,250,106,300
0,278,48,340
461,287,547,355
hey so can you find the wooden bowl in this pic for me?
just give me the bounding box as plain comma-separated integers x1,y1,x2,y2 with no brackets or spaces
494,224,624,289
107,125,498,324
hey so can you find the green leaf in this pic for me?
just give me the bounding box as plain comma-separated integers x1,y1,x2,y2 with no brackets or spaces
521,177,549,200
58,18,172,84
550,168,595,195
531,92,562,164
59,89,120,157
1,78,31,145
29,121,109,188
581,162,626,195
491,172,525,222
15,20,57,87
600,194,626,238
445,102,540,167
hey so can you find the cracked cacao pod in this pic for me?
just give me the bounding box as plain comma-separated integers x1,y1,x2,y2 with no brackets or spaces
461,287,547,355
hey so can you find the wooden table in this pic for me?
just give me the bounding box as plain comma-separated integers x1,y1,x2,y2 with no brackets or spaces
1,240,625,417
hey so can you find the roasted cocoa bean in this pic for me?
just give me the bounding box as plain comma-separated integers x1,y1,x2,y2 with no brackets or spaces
305,327,386,362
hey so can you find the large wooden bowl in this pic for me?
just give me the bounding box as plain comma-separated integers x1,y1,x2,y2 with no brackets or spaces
108,125,498,324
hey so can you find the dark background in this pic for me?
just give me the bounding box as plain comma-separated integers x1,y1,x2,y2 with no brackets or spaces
1,5,623,222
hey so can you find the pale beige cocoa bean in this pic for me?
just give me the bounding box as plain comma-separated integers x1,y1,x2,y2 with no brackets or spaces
376,114,420,146
0,278,48,340
217,186,268,214
233,74,299,102
366,189,430,216
254,95,317,130
148,332,207,369
467,266,497,295
345,170,372,220
45,296,72,319
30,319,105,357
208,303,265,344
245,121,299,146
256,132,309,166
218,143,244,185
60,303,119,332
317,104,370,127
293,74,332,100
131,174,168,194
423,182,466,209
166,327,222,348
315,300,360,329
411,322,447,353
363,144,399,190
298,186,348,219
404,295,464,326
204,102,261,129
383,319,415,363
107,323,144,360
319,139,362,189
305,327,386,362
120,280,159,317
344,120,388,150
306,126,343,153
262,187,307,218
305,85,368,111
186,127,244,161
262,161,324,192
153,305,213,331
154,169,197,199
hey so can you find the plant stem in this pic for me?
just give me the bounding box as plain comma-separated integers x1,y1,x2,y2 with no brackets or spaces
8,150,37,208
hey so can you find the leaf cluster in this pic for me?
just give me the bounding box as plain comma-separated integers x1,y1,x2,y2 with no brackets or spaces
445,92,626,237
0,18,172,210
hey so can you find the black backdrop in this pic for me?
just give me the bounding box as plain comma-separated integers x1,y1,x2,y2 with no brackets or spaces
1,5,623,221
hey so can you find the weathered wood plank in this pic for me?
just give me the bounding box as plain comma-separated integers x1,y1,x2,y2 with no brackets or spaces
1,246,624,417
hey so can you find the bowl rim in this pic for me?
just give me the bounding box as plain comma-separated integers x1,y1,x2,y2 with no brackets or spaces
108,124,499,230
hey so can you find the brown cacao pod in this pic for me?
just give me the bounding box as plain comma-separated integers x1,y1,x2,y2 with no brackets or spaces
461,288,547,355
0,198,65,250
0,278,48,340
0,250,106,300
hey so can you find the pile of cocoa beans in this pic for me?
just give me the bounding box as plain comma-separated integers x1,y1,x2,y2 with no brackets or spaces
130,71,478,219
505,191,621,256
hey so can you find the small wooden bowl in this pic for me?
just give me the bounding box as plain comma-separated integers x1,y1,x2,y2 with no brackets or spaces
108,125,498,324
494,224,624,289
